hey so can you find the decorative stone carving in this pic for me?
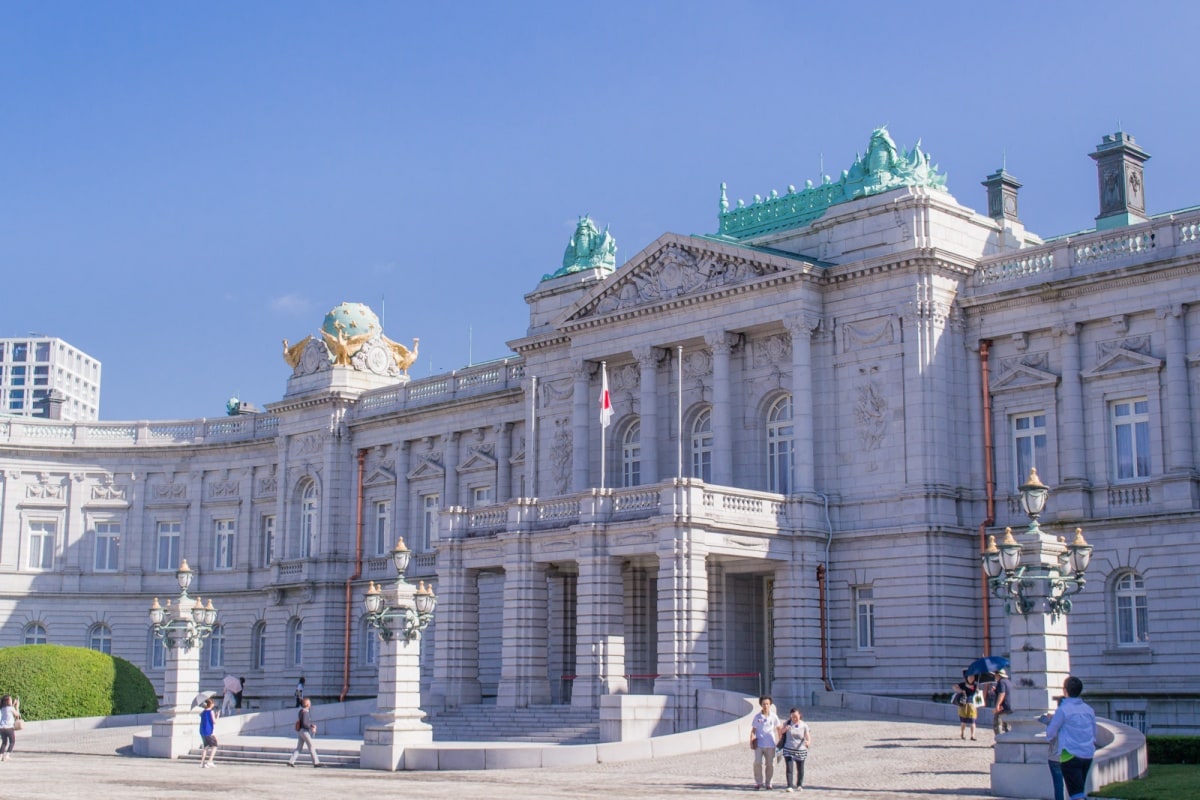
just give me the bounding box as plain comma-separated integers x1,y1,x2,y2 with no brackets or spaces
152,482,187,500
1099,335,1150,360
609,363,639,393
854,379,888,453
752,334,792,368
842,316,897,351
550,418,572,496
683,349,713,379
539,377,573,408
208,479,240,499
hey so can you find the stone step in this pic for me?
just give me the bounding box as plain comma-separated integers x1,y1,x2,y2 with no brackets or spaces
429,704,600,744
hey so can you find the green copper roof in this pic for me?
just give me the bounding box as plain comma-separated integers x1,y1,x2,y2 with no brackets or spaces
542,216,617,281
716,128,949,240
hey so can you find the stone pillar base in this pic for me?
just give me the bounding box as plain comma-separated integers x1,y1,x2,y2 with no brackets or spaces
144,716,197,759
359,721,434,771
991,760,1058,800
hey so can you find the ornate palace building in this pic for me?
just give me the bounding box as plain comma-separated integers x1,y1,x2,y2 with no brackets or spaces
1,128,1196,734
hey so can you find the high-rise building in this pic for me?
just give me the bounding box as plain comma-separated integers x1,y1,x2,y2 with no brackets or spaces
0,336,101,420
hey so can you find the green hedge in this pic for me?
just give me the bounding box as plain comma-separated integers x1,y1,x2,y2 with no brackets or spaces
0,644,158,721
1149,736,1200,764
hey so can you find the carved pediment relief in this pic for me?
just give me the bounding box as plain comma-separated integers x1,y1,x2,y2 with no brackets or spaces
458,447,497,474
564,236,798,324
992,355,1059,394
407,456,444,481
363,467,396,488
1082,346,1162,380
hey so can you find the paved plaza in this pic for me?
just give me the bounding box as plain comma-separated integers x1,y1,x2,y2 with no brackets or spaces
8,706,1009,800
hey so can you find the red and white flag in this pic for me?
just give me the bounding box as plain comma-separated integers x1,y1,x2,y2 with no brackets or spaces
599,362,613,428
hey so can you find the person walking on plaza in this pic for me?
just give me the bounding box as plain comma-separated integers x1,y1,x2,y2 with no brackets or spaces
221,675,240,716
1044,676,1097,800
749,695,780,790
0,695,18,761
991,668,1013,735
235,677,246,710
198,697,219,768
777,707,811,793
287,697,321,768
294,676,305,708
953,672,981,740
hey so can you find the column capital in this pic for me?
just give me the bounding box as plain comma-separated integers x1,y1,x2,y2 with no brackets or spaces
704,330,740,355
574,362,596,382
1157,303,1187,321
1052,320,1081,339
782,313,822,338
632,346,666,367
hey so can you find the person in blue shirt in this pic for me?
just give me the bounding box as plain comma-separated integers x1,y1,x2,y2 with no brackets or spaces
1044,676,1098,800
198,697,219,768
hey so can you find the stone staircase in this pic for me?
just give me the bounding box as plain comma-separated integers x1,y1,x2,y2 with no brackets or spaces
428,704,600,745
181,737,362,768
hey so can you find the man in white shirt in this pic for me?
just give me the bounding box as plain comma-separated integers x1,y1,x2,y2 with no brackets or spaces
750,695,781,790
1044,676,1098,800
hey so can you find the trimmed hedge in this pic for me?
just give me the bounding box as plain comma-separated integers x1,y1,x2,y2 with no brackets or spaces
1149,736,1200,764
0,644,157,721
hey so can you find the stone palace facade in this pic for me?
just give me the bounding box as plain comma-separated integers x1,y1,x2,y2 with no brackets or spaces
1,128,1197,734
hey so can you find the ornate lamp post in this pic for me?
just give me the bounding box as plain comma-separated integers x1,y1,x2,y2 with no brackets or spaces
360,538,438,771
984,470,1093,799
144,560,220,758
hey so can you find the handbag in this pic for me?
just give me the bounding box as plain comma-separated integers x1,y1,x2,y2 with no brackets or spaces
12,715,22,731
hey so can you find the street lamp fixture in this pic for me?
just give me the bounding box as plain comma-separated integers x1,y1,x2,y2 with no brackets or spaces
982,471,1092,616
149,559,219,650
363,538,437,642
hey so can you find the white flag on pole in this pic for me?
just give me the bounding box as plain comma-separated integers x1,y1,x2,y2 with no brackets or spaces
599,362,613,428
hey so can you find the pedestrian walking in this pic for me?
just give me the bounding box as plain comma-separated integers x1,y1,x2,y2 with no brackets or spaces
198,697,218,768
777,707,811,793
234,677,246,710
221,675,240,716
294,677,305,708
1045,676,1097,800
991,669,1012,735
287,697,321,768
1039,697,1066,800
0,695,18,761
749,695,780,790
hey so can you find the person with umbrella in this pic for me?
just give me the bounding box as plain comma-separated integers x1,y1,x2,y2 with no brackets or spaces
221,675,241,716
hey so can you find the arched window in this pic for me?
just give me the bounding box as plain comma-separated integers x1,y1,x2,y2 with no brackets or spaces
88,623,112,654
766,394,794,493
288,618,304,667
252,621,268,670
621,421,642,488
208,624,226,669
690,408,713,483
1115,572,1149,646
23,622,48,645
298,480,319,559
361,616,378,667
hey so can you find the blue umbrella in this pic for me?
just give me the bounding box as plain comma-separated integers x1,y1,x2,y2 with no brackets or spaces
965,655,1009,678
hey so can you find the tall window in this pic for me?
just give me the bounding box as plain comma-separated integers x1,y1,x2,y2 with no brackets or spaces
691,409,713,483
252,622,268,670
27,520,56,570
855,587,875,650
260,514,276,567
621,421,642,487
208,624,226,668
767,395,794,493
1115,572,1149,646
1012,412,1046,489
156,521,181,571
88,623,113,654
373,500,391,556
288,618,304,667
421,494,439,551
23,622,48,645
213,519,236,570
150,633,167,669
94,521,121,571
299,481,318,558
1111,398,1151,480
361,617,378,666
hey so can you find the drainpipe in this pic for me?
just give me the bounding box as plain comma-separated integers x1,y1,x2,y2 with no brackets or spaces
340,449,367,701
817,563,831,691
978,341,995,656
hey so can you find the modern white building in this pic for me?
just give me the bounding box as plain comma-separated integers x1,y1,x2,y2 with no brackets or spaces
0,128,1196,736
0,336,101,421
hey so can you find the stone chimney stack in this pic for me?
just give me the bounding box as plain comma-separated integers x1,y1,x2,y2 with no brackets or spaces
46,389,66,420
982,168,1022,222
1090,131,1150,230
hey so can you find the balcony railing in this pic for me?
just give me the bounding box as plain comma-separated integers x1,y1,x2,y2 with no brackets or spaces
354,357,525,419
0,414,282,448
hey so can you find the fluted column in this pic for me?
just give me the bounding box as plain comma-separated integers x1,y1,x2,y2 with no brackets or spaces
442,431,460,507
633,346,662,485
572,364,591,492
784,314,820,493
1162,305,1194,472
1056,323,1086,484
495,422,512,502
706,331,737,486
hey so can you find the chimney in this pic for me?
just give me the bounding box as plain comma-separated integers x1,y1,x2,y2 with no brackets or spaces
1090,131,1150,230
982,168,1022,222
46,389,66,420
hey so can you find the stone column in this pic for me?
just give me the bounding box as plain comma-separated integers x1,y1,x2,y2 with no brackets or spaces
770,552,823,702
633,346,662,485
145,594,204,759
572,533,627,709
1162,305,1194,471
784,314,820,493
360,578,434,771
496,531,551,707
653,523,711,731
990,528,1073,800
1054,322,1088,517
442,431,460,508
706,331,737,486
495,422,512,502
394,441,411,543
572,363,591,492
429,539,481,708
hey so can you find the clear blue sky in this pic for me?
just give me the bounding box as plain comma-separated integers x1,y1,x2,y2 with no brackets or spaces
3,1,1196,421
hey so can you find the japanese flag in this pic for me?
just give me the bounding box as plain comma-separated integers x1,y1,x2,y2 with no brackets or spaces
599,363,613,428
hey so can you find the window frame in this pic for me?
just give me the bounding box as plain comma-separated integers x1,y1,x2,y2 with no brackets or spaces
93,520,122,572
23,622,48,645
213,518,236,571
288,618,304,667
88,623,113,654
260,514,276,567
299,481,318,559
373,500,391,556
1114,571,1149,647
1011,411,1047,491
1110,397,1151,482
766,394,794,494
208,624,226,669
855,586,876,650
690,407,713,483
621,420,642,488
421,494,440,551
156,520,182,572
252,621,268,670
26,519,57,571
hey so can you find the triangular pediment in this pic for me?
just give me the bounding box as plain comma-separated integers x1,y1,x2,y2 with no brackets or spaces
457,450,498,474
991,363,1059,394
407,457,444,481
1082,347,1162,379
363,467,395,487
558,233,817,328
